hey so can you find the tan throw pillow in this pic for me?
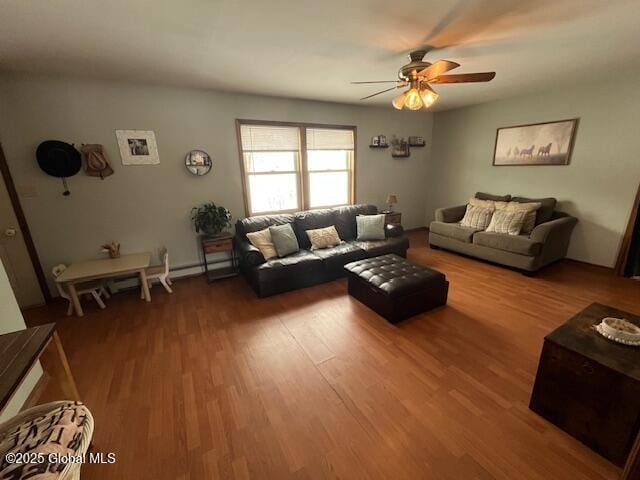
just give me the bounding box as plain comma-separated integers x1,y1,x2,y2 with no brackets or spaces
306,225,342,250
486,209,527,236
246,227,277,260
468,197,509,210
504,201,542,234
460,205,495,230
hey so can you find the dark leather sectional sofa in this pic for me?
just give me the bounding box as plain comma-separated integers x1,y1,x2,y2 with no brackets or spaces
234,204,409,297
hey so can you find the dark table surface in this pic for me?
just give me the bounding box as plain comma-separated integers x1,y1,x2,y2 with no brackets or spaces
0,323,56,410
546,303,640,382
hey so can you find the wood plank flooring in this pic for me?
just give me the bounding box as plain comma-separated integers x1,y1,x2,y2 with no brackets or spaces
25,230,640,479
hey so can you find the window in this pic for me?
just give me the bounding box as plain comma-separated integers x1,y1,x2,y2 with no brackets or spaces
238,121,355,216
239,124,302,215
306,128,354,209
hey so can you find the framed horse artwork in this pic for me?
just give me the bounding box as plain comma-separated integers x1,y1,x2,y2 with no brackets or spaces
492,119,578,166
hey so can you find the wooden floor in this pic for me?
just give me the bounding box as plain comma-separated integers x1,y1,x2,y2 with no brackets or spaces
26,230,640,480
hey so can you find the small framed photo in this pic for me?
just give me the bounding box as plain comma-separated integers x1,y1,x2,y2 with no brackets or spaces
408,136,425,147
379,135,387,146
116,130,160,165
390,136,410,158
371,136,380,146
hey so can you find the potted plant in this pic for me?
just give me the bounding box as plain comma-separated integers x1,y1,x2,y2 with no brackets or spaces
191,202,232,236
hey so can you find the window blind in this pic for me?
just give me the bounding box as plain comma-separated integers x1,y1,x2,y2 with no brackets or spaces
240,124,300,152
306,128,354,151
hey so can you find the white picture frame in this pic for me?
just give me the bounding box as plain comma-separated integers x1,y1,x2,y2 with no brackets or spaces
115,130,160,165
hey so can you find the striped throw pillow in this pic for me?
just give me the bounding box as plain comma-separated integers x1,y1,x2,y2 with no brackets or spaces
460,205,495,230
470,198,541,234
504,201,541,234
486,209,527,236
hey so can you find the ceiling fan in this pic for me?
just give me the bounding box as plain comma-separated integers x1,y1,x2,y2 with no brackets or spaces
352,49,495,110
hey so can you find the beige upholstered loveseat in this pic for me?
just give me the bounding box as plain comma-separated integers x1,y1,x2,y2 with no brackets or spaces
429,192,577,273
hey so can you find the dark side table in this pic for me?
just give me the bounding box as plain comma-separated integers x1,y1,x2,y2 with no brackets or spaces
529,303,640,466
382,211,402,226
200,234,237,282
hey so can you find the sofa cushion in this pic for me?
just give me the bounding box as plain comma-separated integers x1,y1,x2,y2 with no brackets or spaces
475,192,511,202
460,205,495,230
269,223,299,257
246,227,278,260
470,198,541,234
503,201,541,234
235,214,295,240
293,209,336,249
469,197,509,210
356,214,386,240
333,204,377,240
511,196,557,225
486,209,527,236
349,235,409,257
429,221,482,243
313,242,367,272
255,250,323,283
473,231,543,256
306,225,342,250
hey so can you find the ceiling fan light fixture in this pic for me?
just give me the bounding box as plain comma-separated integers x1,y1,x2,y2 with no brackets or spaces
419,84,439,108
392,92,406,110
403,87,423,110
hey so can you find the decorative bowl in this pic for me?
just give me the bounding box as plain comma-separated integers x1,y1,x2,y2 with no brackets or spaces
594,317,640,346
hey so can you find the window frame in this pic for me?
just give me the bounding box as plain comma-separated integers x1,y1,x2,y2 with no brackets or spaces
236,119,356,217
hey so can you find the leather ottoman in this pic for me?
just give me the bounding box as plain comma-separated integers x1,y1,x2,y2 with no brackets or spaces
344,254,449,323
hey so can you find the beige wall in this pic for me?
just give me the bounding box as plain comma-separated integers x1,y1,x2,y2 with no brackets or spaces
0,259,42,420
429,71,640,267
0,74,433,287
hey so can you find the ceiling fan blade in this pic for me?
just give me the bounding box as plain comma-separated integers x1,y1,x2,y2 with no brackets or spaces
429,72,496,84
360,85,405,100
351,81,402,84
417,60,460,80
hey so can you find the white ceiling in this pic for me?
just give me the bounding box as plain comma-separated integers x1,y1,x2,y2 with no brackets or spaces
1,0,639,111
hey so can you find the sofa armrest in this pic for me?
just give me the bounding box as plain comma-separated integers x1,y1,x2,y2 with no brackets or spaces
528,214,578,266
385,223,404,238
529,215,578,243
435,205,467,223
234,237,266,269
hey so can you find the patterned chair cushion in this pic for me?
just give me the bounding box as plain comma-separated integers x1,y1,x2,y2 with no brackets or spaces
0,401,93,480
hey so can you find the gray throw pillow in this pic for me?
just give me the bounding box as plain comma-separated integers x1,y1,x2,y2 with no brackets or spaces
356,214,386,241
269,224,299,257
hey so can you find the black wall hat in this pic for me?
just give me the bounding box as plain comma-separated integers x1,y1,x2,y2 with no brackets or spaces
36,140,81,195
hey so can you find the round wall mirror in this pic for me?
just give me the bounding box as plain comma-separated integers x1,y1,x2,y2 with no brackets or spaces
185,150,212,176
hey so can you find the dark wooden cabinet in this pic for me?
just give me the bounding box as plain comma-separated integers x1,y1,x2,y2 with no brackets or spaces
530,303,640,466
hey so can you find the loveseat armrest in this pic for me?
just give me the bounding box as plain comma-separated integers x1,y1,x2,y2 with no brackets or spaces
528,213,578,267
435,205,467,223
385,223,404,238
234,237,266,269
529,215,578,244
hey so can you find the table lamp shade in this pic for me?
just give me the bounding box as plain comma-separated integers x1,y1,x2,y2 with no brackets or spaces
386,194,398,205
